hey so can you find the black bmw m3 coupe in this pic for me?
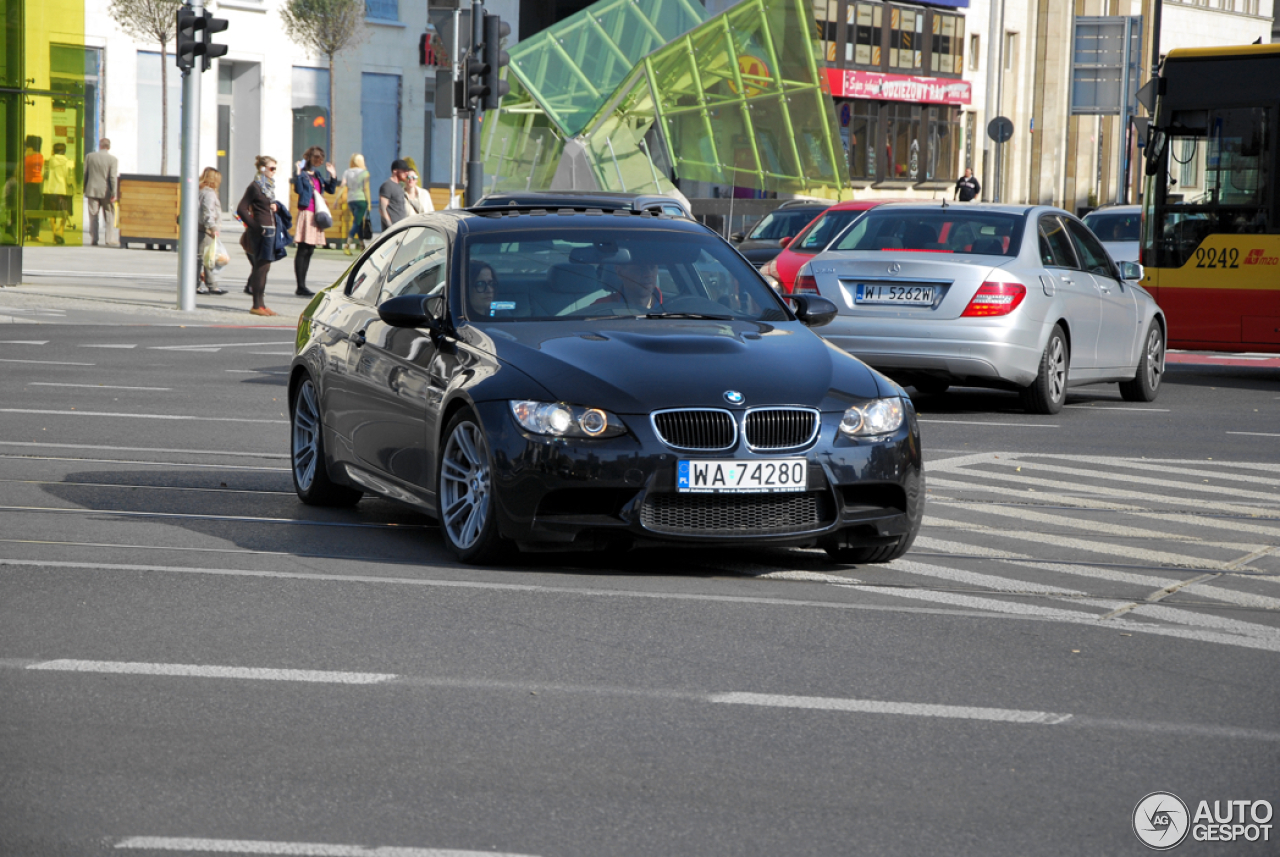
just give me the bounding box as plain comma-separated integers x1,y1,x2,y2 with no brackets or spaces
289,206,924,564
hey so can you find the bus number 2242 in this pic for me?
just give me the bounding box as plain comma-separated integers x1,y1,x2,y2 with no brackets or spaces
1194,247,1239,269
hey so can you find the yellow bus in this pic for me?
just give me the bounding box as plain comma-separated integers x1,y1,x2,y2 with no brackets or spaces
1140,44,1280,352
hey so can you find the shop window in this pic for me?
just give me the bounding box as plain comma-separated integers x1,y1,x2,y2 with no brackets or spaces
929,11,963,77
292,66,331,170
969,34,980,70
889,6,923,72
848,101,879,181
1005,32,1018,72
926,106,960,181
846,2,883,68
886,103,921,181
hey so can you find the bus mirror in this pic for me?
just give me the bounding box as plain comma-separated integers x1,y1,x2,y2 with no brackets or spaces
1145,128,1167,177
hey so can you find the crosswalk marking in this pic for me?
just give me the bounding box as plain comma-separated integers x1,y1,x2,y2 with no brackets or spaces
115,837,539,856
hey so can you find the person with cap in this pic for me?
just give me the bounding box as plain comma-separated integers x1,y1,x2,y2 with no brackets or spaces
379,159,410,230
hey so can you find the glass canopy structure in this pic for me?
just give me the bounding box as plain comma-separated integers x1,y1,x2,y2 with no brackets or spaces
482,0,847,199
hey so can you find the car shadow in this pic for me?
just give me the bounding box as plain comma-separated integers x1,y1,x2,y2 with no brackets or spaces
1162,363,1280,392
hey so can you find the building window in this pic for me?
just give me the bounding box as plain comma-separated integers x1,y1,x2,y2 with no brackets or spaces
814,1,840,63
969,34,980,70
926,106,959,181
847,101,879,180
366,0,398,21
886,103,922,180
929,11,964,76
846,2,883,67
292,66,331,169
136,50,181,174
889,6,923,71
1004,32,1018,72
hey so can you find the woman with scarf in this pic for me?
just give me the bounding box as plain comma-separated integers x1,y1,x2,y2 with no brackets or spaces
293,145,337,297
236,155,281,317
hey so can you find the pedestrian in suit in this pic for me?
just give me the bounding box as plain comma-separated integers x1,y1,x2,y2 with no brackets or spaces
83,138,119,246
236,155,281,317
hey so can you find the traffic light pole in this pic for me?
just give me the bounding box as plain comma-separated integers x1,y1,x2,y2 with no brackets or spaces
465,0,484,203
176,0,203,311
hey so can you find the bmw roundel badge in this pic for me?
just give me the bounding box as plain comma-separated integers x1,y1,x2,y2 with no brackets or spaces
723,390,744,405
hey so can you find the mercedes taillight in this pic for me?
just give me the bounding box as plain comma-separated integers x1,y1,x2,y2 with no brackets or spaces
960,282,1027,317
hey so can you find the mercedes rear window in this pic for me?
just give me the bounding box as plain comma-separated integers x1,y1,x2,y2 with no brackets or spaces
830,210,1025,257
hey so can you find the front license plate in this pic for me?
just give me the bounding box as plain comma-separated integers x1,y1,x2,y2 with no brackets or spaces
854,283,936,305
677,459,807,493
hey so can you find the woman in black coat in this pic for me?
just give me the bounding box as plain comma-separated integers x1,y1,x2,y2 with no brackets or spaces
237,155,280,317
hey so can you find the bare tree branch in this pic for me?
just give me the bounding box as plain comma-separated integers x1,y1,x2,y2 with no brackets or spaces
280,0,367,158
109,0,183,174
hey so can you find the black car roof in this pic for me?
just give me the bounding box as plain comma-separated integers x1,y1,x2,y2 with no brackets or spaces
474,191,686,210
450,207,712,236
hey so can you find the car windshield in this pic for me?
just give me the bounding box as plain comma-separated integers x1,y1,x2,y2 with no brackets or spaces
462,228,791,323
793,209,869,252
830,209,1025,257
747,208,823,240
1083,211,1141,242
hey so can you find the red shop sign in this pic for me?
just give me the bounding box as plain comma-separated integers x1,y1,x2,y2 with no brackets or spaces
825,68,972,106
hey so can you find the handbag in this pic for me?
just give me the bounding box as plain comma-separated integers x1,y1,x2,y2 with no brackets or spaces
313,191,333,230
360,211,372,240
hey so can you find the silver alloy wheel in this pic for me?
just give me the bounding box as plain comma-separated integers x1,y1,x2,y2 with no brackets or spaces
1047,335,1067,403
292,380,321,491
441,421,491,550
1144,327,1164,391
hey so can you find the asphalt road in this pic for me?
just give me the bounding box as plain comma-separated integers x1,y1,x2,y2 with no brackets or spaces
1,305,1277,857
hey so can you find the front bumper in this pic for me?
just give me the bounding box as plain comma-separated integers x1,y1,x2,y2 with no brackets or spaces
474,400,924,552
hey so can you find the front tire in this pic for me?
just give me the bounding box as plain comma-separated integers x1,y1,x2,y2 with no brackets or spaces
1119,321,1164,402
1020,324,1068,415
438,409,514,564
291,377,362,507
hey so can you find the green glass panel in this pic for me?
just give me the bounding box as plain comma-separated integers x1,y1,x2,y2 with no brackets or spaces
507,0,707,136
0,0,22,89
480,74,565,196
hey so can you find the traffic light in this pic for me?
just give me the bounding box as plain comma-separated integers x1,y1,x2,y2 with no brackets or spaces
176,7,199,72
481,13,510,111
465,51,488,113
200,11,229,72
174,8,229,74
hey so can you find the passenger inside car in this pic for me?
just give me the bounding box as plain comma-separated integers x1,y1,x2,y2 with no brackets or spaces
594,262,662,310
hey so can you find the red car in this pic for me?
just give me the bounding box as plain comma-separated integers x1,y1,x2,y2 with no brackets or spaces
760,200,909,292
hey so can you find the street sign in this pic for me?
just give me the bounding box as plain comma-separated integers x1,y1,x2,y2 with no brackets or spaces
987,116,1013,144
1070,16,1143,116
429,9,471,59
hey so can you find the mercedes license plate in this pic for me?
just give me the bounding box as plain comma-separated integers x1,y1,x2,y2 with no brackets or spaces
854,283,936,305
677,459,807,493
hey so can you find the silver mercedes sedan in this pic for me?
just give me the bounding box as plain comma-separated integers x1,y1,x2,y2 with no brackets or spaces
794,204,1166,414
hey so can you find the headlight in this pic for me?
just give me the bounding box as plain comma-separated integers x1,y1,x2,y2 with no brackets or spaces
839,397,905,437
510,400,627,438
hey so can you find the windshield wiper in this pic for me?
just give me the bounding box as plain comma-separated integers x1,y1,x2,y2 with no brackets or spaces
642,312,734,320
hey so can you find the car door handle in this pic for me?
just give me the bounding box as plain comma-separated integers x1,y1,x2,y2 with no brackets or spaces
353,330,366,347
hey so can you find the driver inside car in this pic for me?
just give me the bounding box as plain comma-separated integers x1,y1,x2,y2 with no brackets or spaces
593,262,662,310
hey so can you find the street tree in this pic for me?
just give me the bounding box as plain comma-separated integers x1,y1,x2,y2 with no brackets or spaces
280,0,366,160
109,0,182,175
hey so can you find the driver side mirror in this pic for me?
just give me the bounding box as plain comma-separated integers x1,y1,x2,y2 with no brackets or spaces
730,232,744,243
778,236,792,248
1118,261,1144,282
790,294,838,328
378,294,442,331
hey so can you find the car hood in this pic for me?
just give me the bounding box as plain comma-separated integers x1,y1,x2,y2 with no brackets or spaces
466,319,888,413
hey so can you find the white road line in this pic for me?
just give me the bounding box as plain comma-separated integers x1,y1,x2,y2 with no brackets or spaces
150,341,294,351
27,660,397,684
997,460,1280,505
925,515,1251,571
0,408,286,424
28,382,171,391
0,478,293,495
115,838,538,856
225,369,289,375
926,470,1280,518
929,482,1280,538
926,504,1264,551
1064,405,1170,411
249,351,295,356
0,339,49,344
917,419,1059,428
711,692,1073,724
1012,453,1280,486
930,452,1280,476
0,453,289,472
1228,431,1280,438
7,556,1279,652
0,505,432,529
79,344,138,349
0,440,288,458
0,357,93,366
